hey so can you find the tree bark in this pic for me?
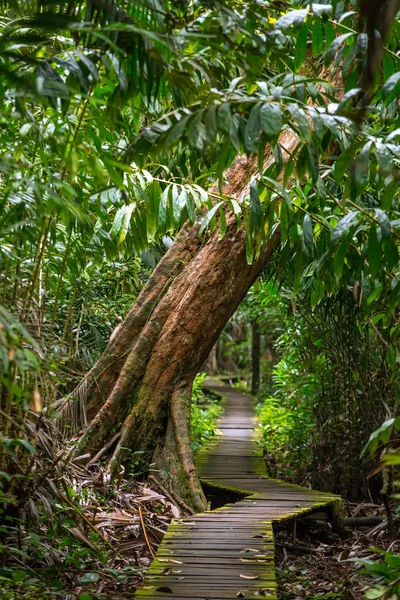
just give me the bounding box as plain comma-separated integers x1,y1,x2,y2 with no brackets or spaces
59,154,281,512
251,319,261,395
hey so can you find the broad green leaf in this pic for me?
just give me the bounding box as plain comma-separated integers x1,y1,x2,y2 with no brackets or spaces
302,214,314,259
275,9,308,31
331,211,359,246
217,103,232,135
324,32,353,67
383,237,399,270
383,72,400,103
294,22,309,73
312,4,332,17
205,106,217,142
334,235,350,280
146,181,160,242
260,104,282,140
289,105,311,141
366,225,381,278
199,202,223,238
158,184,170,232
111,204,135,246
244,103,261,153
375,208,391,238
354,141,372,194
311,279,325,309
165,114,190,148
311,18,323,57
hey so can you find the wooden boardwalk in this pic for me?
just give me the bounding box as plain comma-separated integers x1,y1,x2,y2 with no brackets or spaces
135,380,341,600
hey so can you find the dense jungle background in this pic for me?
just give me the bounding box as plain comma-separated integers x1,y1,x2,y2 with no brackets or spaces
0,0,400,598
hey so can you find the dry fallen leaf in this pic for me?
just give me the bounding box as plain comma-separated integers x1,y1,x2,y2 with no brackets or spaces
241,548,259,553
240,574,260,580
240,558,257,563
236,592,246,597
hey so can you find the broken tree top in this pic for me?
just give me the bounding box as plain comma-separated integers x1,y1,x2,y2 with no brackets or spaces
135,379,341,600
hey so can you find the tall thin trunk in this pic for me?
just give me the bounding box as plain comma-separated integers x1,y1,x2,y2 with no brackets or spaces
251,319,261,395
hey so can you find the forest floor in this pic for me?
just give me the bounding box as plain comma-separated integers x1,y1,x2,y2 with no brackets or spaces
3,459,397,599
275,501,398,600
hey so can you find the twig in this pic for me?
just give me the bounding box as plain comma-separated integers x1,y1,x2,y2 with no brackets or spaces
138,505,155,559
168,487,195,516
368,317,389,348
87,432,121,466
148,475,181,510
275,542,320,554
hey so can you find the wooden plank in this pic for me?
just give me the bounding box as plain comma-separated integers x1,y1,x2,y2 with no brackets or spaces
135,379,340,600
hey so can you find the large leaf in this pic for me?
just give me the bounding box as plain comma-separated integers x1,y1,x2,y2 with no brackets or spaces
260,104,283,140
111,203,135,246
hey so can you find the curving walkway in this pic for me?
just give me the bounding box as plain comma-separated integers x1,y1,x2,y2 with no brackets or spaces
135,379,341,600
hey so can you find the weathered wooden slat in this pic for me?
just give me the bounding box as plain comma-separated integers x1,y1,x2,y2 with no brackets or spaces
135,379,340,600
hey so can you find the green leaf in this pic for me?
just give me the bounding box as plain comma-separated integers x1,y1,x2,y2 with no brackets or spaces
275,9,308,31
16,440,36,455
324,32,354,67
381,179,399,211
289,105,311,141
186,191,195,224
312,4,332,17
334,235,350,281
383,237,399,270
311,18,323,57
302,214,314,259
280,200,289,243
165,114,190,148
171,184,181,226
263,176,292,208
307,142,319,183
146,182,160,242
199,202,223,238
311,279,325,309
216,141,232,193
250,180,262,235
354,141,372,193
383,53,395,82
218,206,227,239
217,103,232,135
205,106,217,143
111,204,135,246
158,184,170,232
366,225,381,278
331,211,359,246
294,22,309,73
244,103,261,153
375,209,391,238
244,211,254,264
260,104,283,140
383,72,400,103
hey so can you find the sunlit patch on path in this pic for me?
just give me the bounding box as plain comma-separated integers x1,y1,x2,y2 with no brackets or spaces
135,379,341,600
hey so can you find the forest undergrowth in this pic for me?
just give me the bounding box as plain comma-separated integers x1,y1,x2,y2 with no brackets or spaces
0,376,221,600
276,504,400,600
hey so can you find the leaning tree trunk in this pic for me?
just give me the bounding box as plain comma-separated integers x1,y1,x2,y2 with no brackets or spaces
58,154,281,512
